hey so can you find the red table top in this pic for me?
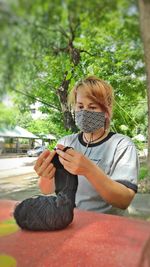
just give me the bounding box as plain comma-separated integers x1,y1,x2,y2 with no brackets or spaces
0,199,150,267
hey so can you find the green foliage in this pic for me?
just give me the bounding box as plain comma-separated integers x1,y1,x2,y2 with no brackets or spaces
0,103,18,128
139,165,149,180
133,140,145,151
0,0,147,137
16,111,33,129
48,141,57,151
26,116,73,139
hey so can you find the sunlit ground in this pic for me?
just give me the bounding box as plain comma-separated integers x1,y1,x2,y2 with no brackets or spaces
0,175,40,201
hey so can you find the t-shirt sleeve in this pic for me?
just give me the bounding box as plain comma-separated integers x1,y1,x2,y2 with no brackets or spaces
56,134,78,148
110,143,139,193
56,136,72,147
56,137,66,146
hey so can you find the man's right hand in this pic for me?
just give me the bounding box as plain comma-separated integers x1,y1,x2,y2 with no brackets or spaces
34,149,56,180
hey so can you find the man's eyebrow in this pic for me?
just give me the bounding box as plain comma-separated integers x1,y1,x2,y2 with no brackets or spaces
76,102,83,104
76,102,96,105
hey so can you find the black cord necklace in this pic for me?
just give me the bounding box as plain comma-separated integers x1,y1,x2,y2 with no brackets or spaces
83,131,106,157
83,130,105,145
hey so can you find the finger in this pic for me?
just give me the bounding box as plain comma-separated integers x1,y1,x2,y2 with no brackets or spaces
55,144,65,150
34,150,50,169
56,149,73,162
65,148,75,156
58,155,74,168
58,155,65,166
58,157,75,174
49,167,56,178
42,165,56,178
35,150,56,170
37,162,54,176
44,151,56,165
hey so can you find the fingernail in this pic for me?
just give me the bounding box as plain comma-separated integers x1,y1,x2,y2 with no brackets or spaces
56,149,61,153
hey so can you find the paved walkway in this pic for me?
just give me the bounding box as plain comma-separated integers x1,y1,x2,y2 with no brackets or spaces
0,154,149,220
127,193,150,218
0,166,36,179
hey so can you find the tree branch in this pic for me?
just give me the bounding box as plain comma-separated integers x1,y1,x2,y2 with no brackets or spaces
80,49,99,57
11,88,61,111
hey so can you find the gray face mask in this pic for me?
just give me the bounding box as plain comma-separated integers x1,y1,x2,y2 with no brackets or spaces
75,110,105,133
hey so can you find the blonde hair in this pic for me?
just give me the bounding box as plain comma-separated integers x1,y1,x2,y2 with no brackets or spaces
68,76,114,127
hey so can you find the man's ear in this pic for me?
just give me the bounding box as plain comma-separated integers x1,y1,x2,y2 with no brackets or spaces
104,112,110,130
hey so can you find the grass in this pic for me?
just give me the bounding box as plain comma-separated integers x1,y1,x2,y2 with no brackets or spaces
139,165,149,180
138,158,150,180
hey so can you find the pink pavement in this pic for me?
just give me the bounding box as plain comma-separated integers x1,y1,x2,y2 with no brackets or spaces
0,200,150,267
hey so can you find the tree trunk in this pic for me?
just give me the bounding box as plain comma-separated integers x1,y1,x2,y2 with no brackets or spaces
57,78,77,132
138,0,150,173
55,16,81,132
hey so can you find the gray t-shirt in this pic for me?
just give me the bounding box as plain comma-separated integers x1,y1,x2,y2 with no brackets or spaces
58,132,139,215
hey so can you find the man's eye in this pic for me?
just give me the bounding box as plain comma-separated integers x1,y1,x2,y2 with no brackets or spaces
90,107,96,110
78,106,83,109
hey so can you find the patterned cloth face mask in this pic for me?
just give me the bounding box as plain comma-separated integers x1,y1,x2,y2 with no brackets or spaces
75,110,105,133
